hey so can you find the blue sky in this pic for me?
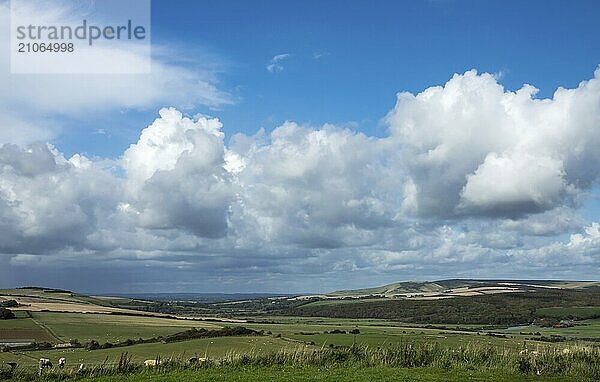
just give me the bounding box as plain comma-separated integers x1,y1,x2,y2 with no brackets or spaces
1,0,600,293
58,0,600,157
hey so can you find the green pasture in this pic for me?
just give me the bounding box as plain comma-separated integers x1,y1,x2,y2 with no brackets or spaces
0,336,297,368
76,365,589,382
504,319,600,338
1,312,599,379
0,311,38,330
26,312,222,343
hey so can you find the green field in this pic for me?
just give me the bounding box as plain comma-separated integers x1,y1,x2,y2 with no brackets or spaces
0,311,223,344
505,319,600,337
28,312,221,343
75,365,591,382
0,311,39,330
3,314,598,374
0,336,297,368
3,343,599,381
0,311,56,343
1,285,599,381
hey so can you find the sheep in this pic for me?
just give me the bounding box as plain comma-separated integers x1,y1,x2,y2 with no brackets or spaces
39,358,53,368
38,359,53,376
144,356,160,367
188,357,208,364
58,358,66,369
519,349,539,356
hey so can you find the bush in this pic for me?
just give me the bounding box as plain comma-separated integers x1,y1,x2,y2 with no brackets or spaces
0,308,15,320
86,340,100,350
0,300,18,308
517,357,532,373
69,338,82,347
164,326,262,343
35,342,53,350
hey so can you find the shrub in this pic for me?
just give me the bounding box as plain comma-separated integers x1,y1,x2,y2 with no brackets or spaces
0,308,15,320
517,357,532,373
0,300,18,308
69,338,82,347
85,340,100,350
164,326,262,343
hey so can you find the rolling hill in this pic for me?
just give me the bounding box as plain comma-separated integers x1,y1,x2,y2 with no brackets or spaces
325,279,600,299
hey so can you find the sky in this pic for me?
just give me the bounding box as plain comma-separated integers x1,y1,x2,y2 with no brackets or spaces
1,0,600,293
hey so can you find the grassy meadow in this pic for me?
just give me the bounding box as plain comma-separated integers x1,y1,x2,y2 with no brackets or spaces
1,286,599,381
3,342,600,381
47,365,596,382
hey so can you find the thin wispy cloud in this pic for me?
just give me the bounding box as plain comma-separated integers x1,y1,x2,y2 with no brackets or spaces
313,51,330,60
0,1,234,146
266,53,291,73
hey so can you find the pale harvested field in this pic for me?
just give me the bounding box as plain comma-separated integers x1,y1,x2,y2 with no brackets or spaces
9,300,149,314
2,293,172,315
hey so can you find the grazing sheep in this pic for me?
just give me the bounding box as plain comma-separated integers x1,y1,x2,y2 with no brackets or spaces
519,349,539,356
78,363,85,372
39,358,53,368
144,357,160,367
58,358,66,369
189,357,208,364
38,359,53,376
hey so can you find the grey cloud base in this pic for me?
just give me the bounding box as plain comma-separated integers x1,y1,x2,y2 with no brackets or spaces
2,69,600,292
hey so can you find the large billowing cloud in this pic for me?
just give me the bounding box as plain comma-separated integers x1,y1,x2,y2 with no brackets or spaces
230,122,397,248
387,69,600,217
122,108,233,238
0,143,120,254
2,68,600,292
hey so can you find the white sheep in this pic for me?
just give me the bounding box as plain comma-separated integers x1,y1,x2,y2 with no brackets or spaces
38,359,53,376
144,358,160,367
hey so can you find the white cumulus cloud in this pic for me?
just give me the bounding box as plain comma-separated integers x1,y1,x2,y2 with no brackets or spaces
2,67,600,290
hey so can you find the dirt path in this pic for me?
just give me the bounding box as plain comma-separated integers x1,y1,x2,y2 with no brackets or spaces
28,312,64,342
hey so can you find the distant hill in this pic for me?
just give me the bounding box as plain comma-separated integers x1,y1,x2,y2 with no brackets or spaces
108,292,293,303
282,279,600,325
326,279,600,298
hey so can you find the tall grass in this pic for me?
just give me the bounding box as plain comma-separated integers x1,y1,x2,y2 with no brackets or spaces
221,341,600,378
2,342,599,380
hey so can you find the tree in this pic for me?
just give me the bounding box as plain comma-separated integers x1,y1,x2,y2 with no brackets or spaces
0,300,17,308
0,308,15,320
85,340,100,350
